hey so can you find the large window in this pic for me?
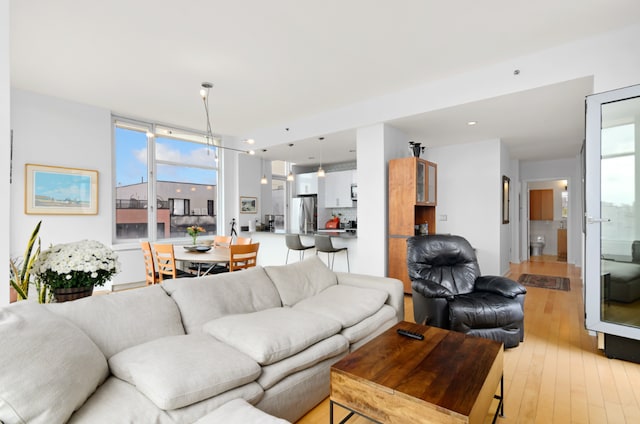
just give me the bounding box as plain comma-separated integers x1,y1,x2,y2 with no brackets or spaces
601,123,635,256
114,118,219,243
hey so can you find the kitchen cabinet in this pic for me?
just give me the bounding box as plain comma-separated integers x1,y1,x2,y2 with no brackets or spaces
388,157,438,293
324,170,355,208
557,228,567,261
294,172,318,196
530,189,553,220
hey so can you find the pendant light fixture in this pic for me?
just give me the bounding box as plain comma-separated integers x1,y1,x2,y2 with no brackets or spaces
260,156,268,184
317,137,325,177
199,82,254,156
287,143,295,181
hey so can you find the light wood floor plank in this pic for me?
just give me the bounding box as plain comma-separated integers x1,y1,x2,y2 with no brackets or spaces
296,259,640,424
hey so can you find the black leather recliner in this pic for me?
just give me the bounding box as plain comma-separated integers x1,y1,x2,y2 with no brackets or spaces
407,234,527,348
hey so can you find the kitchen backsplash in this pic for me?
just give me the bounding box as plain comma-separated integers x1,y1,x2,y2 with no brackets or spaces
318,207,357,228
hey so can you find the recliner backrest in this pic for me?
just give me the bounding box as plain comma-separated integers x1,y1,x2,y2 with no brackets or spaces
407,235,480,295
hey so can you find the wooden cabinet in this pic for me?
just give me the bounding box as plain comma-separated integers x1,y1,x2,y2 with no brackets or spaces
557,228,567,261
324,170,355,208
388,157,437,293
530,189,553,220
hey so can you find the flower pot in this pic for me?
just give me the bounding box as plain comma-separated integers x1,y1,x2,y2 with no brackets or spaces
9,286,18,303
52,286,94,303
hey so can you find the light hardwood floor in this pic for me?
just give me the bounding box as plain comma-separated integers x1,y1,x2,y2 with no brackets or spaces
297,259,640,423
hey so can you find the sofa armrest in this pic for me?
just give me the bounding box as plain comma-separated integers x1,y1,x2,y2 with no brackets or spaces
335,272,404,322
475,275,527,298
411,279,455,300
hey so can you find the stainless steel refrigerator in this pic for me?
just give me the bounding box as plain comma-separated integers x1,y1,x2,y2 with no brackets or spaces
290,195,317,233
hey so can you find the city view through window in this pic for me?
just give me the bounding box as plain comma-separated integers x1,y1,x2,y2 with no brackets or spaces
114,121,219,242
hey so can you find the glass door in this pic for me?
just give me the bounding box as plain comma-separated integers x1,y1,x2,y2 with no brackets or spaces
585,84,640,340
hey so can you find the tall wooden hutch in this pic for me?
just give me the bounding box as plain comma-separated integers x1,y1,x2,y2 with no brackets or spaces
388,157,437,293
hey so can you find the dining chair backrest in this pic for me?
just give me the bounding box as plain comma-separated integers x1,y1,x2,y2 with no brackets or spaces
229,242,260,272
140,241,157,285
213,235,233,247
235,236,252,245
153,243,180,281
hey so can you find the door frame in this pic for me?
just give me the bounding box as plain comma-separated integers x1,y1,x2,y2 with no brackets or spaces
584,83,640,341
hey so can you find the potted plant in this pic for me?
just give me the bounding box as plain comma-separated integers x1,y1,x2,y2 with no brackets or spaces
9,220,42,302
32,239,121,302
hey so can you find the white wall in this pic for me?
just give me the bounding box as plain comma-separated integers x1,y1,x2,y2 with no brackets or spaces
10,90,122,288
1,0,10,305
428,139,503,275
236,154,266,231
500,141,514,275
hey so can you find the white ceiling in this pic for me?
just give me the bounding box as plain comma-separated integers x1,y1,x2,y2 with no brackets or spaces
10,1,640,165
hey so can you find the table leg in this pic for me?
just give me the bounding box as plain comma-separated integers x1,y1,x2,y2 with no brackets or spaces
492,375,504,423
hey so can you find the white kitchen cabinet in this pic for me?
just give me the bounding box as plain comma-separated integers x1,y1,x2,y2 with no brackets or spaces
294,172,318,196
324,170,355,208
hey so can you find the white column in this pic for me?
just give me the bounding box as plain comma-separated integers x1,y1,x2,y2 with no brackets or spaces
356,123,407,277
1,0,10,305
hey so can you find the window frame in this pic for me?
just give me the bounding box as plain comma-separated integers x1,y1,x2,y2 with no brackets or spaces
112,115,221,245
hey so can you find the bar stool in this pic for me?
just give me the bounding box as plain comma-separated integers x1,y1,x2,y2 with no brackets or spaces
285,234,315,264
314,235,349,271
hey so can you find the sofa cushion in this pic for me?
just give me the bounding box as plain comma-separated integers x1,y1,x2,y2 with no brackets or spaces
108,334,261,410
203,308,341,365
194,398,291,424
68,377,264,424
293,284,388,328
0,302,109,424
257,334,348,390
340,304,398,344
46,284,185,358
161,266,282,333
264,256,337,306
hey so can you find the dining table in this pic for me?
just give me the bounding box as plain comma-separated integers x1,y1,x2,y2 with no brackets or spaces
173,246,230,276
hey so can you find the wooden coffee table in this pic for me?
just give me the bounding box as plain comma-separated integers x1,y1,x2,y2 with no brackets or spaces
330,321,504,424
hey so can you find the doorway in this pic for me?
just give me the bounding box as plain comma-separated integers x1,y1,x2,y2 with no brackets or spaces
523,179,569,263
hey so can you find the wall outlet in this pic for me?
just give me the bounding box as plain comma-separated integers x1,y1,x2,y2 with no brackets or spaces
439,214,448,221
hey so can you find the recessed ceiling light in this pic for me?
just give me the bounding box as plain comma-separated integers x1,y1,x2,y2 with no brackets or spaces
245,139,255,144
467,121,477,126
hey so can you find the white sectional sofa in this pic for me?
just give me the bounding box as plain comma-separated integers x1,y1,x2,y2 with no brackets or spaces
0,256,404,423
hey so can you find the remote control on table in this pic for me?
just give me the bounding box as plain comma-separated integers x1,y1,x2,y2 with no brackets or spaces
397,328,424,340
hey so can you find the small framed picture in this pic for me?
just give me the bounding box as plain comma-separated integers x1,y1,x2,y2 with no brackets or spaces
240,196,257,214
502,175,510,224
25,164,98,215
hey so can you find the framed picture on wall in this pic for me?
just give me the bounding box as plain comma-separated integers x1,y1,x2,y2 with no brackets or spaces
25,164,98,215
502,175,510,224
240,196,257,214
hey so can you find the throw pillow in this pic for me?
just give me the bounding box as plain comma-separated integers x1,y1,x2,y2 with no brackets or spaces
203,308,341,365
264,256,337,306
293,284,388,327
108,334,261,410
0,302,109,424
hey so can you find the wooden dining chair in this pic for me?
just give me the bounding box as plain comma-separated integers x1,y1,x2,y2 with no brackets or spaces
213,235,233,247
234,236,252,245
140,241,158,285
153,243,195,281
228,243,259,272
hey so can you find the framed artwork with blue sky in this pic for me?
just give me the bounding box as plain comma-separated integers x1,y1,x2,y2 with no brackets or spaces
25,164,98,215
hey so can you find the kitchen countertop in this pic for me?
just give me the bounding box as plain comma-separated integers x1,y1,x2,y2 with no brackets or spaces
248,229,357,238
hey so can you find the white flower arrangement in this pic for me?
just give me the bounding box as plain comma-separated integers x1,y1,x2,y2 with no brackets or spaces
32,240,121,290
